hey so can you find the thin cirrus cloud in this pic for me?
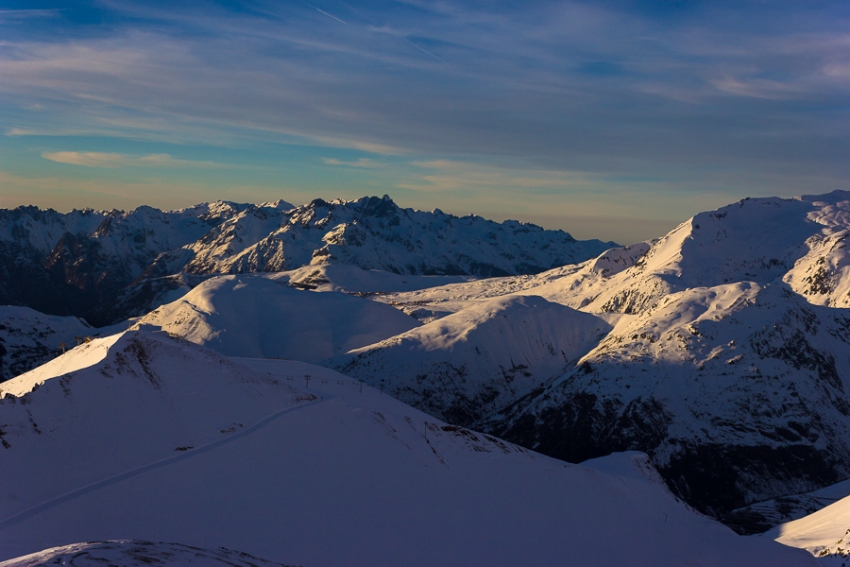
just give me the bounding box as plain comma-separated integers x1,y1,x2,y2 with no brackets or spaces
41,151,220,168
322,157,385,168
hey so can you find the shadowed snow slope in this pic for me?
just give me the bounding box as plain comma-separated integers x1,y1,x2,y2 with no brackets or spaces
134,274,420,362
331,295,611,426
281,263,475,293
0,330,813,567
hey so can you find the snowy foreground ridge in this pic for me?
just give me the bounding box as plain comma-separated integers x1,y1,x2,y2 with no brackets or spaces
0,330,814,566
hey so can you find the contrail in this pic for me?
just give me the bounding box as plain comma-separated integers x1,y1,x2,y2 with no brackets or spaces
403,37,447,63
315,7,347,25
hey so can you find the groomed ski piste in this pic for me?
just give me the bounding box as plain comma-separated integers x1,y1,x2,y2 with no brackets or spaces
0,330,815,566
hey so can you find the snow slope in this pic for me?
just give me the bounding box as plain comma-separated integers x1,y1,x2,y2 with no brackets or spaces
332,295,611,426
0,541,296,567
0,329,813,567
0,307,93,382
771,493,850,565
134,274,420,362
282,262,475,294
730,478,850,535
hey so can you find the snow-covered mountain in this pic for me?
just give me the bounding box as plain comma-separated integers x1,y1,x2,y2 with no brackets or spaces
312,191,850,528
331,295,611,426
491,282,850,521
0,329,814,566
0,196,614,326
134,274,421,363
4,190,850,541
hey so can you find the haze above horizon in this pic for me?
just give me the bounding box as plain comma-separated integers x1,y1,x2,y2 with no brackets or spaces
1,0,848,244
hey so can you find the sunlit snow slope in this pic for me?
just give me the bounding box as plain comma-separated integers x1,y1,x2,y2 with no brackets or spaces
134,274,420,362
771,493,850,565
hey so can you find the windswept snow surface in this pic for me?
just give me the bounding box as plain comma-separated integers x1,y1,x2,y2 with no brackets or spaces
332,295,611,426
134,274,420,362
0,541,297,567
0,330,813,566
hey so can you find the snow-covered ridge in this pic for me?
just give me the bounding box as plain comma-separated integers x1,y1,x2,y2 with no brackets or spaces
331,295,611,426
133,274,421,363
0,195,614,326
770,487,850,563
4,190,850,541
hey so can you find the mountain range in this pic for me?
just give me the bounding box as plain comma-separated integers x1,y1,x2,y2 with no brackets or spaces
3,191,850,564
0,196,614,327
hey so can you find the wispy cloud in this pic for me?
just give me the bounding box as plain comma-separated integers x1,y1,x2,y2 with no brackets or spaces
401,160,587,193
322,157,384,168
41,151,220,168
0,9,59,24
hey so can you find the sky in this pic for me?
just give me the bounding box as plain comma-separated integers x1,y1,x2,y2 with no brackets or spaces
1,0,849,244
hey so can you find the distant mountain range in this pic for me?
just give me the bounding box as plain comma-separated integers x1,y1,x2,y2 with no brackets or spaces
0,195,614,327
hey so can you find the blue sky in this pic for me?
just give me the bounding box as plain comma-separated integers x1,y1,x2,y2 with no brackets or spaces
1,0,849,243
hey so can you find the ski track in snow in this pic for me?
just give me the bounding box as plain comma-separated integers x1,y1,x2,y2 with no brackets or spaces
0,394,331,532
